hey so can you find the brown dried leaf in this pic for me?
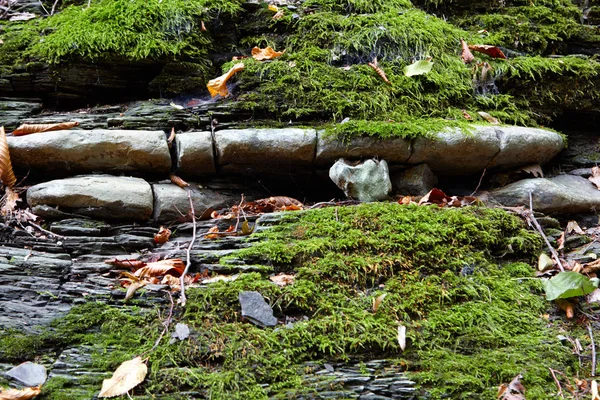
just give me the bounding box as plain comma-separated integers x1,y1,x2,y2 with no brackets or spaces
0,127,16,188
207,63,245,98
272,9,284,20
468,44,507,59
105,259,146,270
368,59,392,85
418,188,452,206
518,164,543,178
590,167,600,190
556,232,565,251
460,39,474,63
477,111,500,124
582,259,600,274
200,20,206,31
12,121,79,136
0,386,41,400
251,46,285,61
497,374,525,400
566,220,584,235
98,356,147,398
134,259,185,278
154,226,171,245
124,280,147,301
1,186,20,216
169,174,189,188
462,109,472,120
270,273,295,287
372,293,387,313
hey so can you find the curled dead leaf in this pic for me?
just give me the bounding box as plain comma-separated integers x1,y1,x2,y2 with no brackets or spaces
460,39,474,64
477,111,500,125
372,293,386,313
12,122,79,136
1,186,20,216
518,164,543,178
462,109,472,120
0,126,17,188
124,280,147,302
251,46,285,61
589,167,600,190
207,63,245,98
270,273,295,287
105,259,146,270
154,226,171,245
497,374,525,400
368,58,391,85
0,386,41,400
98,356,147,398
468,44,507,59
566,220,584,235
169,174,189,189
133,259,185,278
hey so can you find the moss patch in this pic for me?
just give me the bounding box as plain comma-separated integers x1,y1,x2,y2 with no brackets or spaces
1,204,583,399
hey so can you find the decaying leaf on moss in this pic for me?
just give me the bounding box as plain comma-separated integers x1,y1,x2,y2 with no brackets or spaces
468,44,507,59
404,58,434,77
0,385,41,400
477,111,500,124
460,39,474,64
368,58,391,85
251,46,285,61
98,356,147,398
207,63,245,98
497,374,525,400
12,121,79,136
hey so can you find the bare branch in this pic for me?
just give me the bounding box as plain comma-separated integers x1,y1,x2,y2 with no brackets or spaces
179,189,197,307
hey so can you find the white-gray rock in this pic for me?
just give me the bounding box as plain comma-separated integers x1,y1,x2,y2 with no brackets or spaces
214,128,316,173
329,159,392,202
5,362,47,387
7,129,171,175
152,183,238,223
27,175,153,221
176,131,216,176
392,164,438,196
239,291,278,327
489,175,600,214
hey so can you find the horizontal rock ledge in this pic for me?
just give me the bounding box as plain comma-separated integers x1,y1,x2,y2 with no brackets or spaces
7,129,172,175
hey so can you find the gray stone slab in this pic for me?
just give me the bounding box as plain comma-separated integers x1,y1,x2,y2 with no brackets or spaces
5,362,47,387
316,133,411,165
27,175,154,221
239,291,277,327
7,129,171,175
176,131,216,176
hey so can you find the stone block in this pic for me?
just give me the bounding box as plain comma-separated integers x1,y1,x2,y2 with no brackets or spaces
176,131,216,176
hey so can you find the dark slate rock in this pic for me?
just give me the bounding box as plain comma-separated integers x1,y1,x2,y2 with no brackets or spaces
239,291,278,327
5,362,47,387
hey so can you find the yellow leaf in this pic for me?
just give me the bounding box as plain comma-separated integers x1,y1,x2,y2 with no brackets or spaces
0,386,41,400
98,356,147,398
267,4,279,12
207,63,245,98
251,46,285,61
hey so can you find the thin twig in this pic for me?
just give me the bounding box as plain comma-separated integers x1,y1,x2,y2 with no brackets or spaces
590,323,597,377
470,168,486,196
29,221,65,239
39,1,49,15
233,195,245,232
149,291,174,352
179,189,197,307
50,0,59,15
549,368,565,399
528,192,565,271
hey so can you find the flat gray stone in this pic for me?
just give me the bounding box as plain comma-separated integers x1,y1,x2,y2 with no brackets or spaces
7,129,171,175
27,175,153,221
487,126,564,169
316,133,411,165
215,128,316,173
329,159,392,202
176,131,216,176
5,362,47,387
392,164,438,196
152,183,238,223
489,175,600,214
239,291,277,327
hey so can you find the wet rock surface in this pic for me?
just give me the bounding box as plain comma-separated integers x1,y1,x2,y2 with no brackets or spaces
330,158,392,202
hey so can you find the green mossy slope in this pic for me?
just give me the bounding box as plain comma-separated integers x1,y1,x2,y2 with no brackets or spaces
0,204,582,399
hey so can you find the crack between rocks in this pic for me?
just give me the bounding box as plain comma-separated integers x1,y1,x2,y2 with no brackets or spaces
484,128,506,170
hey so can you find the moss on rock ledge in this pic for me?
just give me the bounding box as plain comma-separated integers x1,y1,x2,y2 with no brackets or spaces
0,204,584,399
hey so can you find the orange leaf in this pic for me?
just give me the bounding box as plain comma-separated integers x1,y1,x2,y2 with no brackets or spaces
12,121,79,136
133,259,185,278
460,39,474,64
0,126,17,188
154,226,171,245
207,63,245,98
99,357,147,398
368,59,391,85
468,44,507,59
461,109,472,120
169,174,189,188
418,188,452,206
251,46,285,61
0,386,41,400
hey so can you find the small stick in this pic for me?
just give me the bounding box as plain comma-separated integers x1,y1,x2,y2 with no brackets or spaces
29,221,65,239
549,368,565,399
39,1,49,15
470,168,486,196
179,189,197,307
50,0,60,15
590,323,597,376
149,291,174,352
528,192,565,271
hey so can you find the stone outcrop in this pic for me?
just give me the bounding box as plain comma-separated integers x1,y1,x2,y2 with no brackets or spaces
329,158,392,202
175,131,216,176
27,175,154,221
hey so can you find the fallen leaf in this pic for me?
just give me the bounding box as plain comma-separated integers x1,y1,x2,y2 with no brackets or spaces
270,273,295,287
169,102,184,110
241,220,254,235
497,374,525,400
124,281,147,301
590,167,600,190
404,59,434,77
368,59,391,85
12,122,79,136
538,253,553,272
583,259,600,274
1,186,20,216
592,380,600,400
134,259,185,278
372,293,387,313
555,298,575,319
460,39,474,64
207,63,245,98
9,13,36,21
556,232,565,251
105,259,146,270
397,325,406,351
468,44,507,59
542,271,599,301
268,4,279,12
169,174,189,189
251,46,285,61
232,55,249,61
518,164,543,178
272,9,284,20
418,188,452,206
200,21,206,31
477,111,500,124
566,220,584,235
0,386,41,400
154,226,171,245
98,356,147,398
0,127,17,188
462,109,472,120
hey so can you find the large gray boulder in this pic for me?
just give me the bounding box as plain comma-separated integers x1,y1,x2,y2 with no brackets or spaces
27,175,154,221
152,183,238,223
488,175,600,214
316,133,411,165
7,129,172,175
329,158,392,202
175,131,216,176
214,128,317,174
